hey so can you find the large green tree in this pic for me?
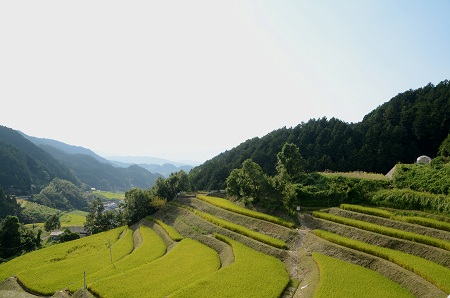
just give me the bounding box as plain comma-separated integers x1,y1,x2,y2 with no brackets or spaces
276,143,306,183
0,215,21,259
44,213,61,232
123,189,153,225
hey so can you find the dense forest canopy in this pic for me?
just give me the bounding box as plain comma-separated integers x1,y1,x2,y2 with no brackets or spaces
190,80,450,190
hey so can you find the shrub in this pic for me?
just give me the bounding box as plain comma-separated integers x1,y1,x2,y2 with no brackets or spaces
371,188,450,214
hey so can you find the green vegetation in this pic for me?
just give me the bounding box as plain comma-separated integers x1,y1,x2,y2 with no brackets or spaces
313,211,450,251
92,190,125,200
312,252,413,298
189,81,450,191
400,216,450,232
17,198,59,223
393,163,450,195
31,178,88,211
170,234,289,298
340,203,450,231
0,226,131,294
88,225,166,282
371,188,450,214
60,210,87,227
320,171,389,180
183,205,288,249
146,216,184,241
197,195,294,228
89,238,220,298
340,204,393,218
313,230,450,293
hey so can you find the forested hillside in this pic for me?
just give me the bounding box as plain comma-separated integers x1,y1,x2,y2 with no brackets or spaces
41,145,162,191
0,126,80,194
190,80,450,190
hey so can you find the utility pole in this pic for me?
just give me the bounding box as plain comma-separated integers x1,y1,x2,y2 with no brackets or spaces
83,271,86,298
108,239,114,268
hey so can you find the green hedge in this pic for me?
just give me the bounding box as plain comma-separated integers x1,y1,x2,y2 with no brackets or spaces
371,188,450,214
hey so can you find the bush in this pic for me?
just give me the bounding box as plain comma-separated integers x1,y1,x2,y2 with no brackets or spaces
371,188,450,214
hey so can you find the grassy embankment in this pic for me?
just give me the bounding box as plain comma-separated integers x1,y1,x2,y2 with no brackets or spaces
312,252,414,298
0,227,132,295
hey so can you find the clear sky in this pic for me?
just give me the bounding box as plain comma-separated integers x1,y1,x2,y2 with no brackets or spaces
1,1,449,164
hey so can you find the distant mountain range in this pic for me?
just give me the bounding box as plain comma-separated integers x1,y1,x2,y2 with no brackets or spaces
0,127,194,195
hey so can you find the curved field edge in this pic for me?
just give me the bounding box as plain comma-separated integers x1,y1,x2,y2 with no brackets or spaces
169,234,289,298
146,216,184,241
88,238,220,298
313,229,450,294
154,205,287,260
173,202,288,249
17,227,134,295
175,196,296,243
302,232,446,298
307,214,450,268
340,204,450,232
313,211,450,251
196,195,295,228
328,208,450,241
312,252,414,298
87,225,167,283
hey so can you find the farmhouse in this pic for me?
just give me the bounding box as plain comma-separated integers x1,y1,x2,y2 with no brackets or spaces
50,230,63,241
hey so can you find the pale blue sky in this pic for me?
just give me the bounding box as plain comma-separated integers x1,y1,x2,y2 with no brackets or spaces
1,1,449,163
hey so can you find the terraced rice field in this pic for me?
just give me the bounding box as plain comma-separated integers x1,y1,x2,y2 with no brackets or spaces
307,204,450,297
2,195,450,297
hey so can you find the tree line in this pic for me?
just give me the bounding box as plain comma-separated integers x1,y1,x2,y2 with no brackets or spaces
189,80,450,191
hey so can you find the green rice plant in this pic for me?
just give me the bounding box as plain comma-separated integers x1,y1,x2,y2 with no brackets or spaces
88,238,220,298
18,227,134,295
169,234,289,298
60,210,88,227
340,204,393,218
196,195,295,228
398,216,450,232
18,199,60,222
312,252,413,298
188,207,288,249
88,225,166,282
146,216,183,241
92,190,125,200
314,230,450,293
0,226,132,295
320,171,389,180
313,211,450,251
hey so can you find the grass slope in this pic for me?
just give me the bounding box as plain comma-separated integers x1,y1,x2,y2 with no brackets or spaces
89,238,220,298
314,229,450,294
0,227,131,295
88,225,167,283
312,252,413,298
169,234,289,298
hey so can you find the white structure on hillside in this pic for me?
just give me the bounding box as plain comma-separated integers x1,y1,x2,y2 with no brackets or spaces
416,155,431,164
